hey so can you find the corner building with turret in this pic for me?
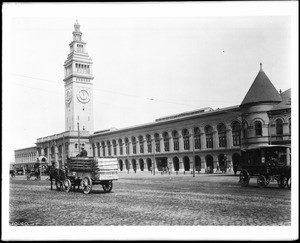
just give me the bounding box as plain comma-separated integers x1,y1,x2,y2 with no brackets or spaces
13,21,291,174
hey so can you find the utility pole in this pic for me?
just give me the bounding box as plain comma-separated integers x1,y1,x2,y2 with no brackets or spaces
192,133,195,177
153,139,155,175
62,135,65,168
77,122,81,155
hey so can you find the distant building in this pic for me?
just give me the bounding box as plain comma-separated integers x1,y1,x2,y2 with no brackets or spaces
14,21,291,173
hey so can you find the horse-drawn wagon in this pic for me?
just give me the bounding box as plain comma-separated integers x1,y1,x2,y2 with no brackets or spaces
57,157,118,194
239,145,291,188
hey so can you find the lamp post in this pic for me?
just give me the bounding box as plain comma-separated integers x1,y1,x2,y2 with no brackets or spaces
192,133,195,177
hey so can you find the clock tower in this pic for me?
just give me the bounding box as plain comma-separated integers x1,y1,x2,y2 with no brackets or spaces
64,20,94,134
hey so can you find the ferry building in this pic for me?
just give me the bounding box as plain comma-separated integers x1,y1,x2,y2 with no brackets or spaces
13,21,291,173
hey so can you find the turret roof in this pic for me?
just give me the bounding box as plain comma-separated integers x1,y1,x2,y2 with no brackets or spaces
240,63,282,107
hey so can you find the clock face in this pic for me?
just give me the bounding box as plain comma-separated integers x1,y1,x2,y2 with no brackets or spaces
77,89,90,103
65,89,72,104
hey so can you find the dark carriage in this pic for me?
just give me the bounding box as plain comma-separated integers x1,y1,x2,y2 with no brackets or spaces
60,157,119,194
239,145,291,188
26,167,41,181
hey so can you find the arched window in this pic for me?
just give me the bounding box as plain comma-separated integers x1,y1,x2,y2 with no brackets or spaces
217,123,227,147
146,134,152,153
163,132,169,152
131,136,137,154
107,141,111,156
138,135,144,154
125,137,129,155
205,125,213,148
172,130,179,151
92,143,96,157
112,140,117,156
194,127,201,149
96,142,100,157
118,139,123,155
101,141,106,157
182,129,190,150
154,133,160,152
276,119,283,135
254,121,262,136
232,121,241,146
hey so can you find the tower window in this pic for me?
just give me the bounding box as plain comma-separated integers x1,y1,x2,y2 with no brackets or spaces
255,121,262,136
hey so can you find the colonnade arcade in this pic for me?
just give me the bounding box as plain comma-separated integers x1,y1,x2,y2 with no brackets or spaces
90,120,243,173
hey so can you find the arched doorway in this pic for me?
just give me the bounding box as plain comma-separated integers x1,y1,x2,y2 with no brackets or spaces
205,155,214,173
218,154,227,173
125,159,130,171
139,159,144,171
173,157,179,171
232,153,241,175
132,159,137,172
195,155,201,172
146,158,152,171
183,156,190,171
119,159,123,171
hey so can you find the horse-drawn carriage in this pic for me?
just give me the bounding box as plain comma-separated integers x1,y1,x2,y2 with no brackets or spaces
47,157,119,194
26,166,41,181
239,145,291,188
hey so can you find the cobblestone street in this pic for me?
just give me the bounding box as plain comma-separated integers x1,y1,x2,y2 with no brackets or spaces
9,171,291,226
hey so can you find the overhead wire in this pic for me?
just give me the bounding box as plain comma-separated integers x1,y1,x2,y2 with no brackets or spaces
9,73,235,108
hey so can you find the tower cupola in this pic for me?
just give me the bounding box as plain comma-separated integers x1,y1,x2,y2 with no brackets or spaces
72,19,82,42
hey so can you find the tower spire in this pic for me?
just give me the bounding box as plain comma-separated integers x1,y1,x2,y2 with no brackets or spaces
260,62,263,72
73,19,82,42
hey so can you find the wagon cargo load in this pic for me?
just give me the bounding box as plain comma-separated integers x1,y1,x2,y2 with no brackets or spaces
66,157,119,181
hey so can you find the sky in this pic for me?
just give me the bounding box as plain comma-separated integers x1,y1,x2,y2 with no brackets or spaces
2,2,299,241
3,3,298,160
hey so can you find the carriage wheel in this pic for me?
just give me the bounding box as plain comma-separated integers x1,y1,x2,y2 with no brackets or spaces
102,180,113,193
257,175,267,188
239,170,250,187
286,177,291,189
277,176,287,188
63,179,72,193
81,177,92,194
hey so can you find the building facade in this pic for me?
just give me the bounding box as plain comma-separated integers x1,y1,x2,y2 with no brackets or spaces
13,21,291,173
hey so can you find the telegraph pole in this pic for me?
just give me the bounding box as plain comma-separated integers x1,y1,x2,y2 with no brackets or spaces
192,133,195,177
77,122,81,155
153,139,155,175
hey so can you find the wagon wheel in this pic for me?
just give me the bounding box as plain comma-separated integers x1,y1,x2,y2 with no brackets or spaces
102,180,113,193
257,175,267,188
239,170,250,187
81,177,92,194
63,179,72,193
277,176,287,188
286,177,291,189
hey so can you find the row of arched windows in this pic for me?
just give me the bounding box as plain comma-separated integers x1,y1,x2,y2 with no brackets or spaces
91,122,242,157
242,117,291,138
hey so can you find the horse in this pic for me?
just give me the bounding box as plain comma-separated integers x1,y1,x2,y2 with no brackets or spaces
10,169,16,178
44,165,67,191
